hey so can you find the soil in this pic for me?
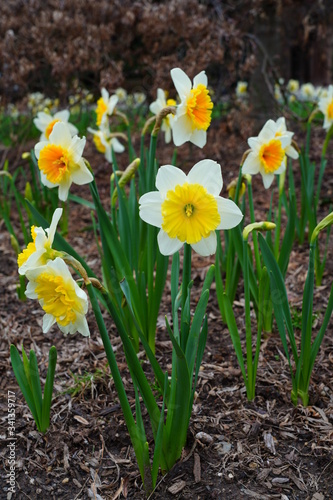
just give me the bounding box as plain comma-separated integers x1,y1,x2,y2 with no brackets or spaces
1,110,333,500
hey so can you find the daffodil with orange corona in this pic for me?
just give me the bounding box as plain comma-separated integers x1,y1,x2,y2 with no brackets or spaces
170,68,213,148
34,122,93,201
242,119,298,189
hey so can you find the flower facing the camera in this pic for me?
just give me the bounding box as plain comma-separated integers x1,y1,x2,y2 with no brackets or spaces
34,110,78,141
150,88,176,143
318,85,333,130
236,81,248,98
35,122,93,201
96,88,118,126
25,257,90,336
242,119,293,189
17,208,63,275
139,160,243,256
170,68,213,148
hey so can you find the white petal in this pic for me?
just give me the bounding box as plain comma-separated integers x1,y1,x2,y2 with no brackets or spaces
46,208,63,244
258,120,277,142
49,121,72,147
19,249,45,275
155,164,187,196
108,95,118,114
70,161,94,185
247,137,260,150
216,197,243,230
34,140,49,159
262,173,275,189
189,128,207,148
54,109,70,122
157,229,183,255
101,88,109,101
193,71,208,88
25,279,38,299
275,117,286,131
187,160,223,195
242,151,260,174
285,144,299,159
172,114,192,146
111,137,125,153
58,180,71,201
170,68,192,98
43,314,56,333
33,112,51,131
67,123,79,136
139,192,163,227
191,231,216,256
69,135,86,162
75,316,90,337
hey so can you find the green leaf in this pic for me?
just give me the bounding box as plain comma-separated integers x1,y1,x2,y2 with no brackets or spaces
10,345,40,430
29,350,43,428
41,346,57,433
221,294,247,381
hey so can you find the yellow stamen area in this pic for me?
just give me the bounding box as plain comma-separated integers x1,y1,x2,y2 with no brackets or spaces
186,84,213,131
259,139,285,173
38,144,69,184
17,226,37,267
161,182,220,244
327,101,333,120
93,134,106,154
35,273,83,327
45,119,60,140
96,97,107,126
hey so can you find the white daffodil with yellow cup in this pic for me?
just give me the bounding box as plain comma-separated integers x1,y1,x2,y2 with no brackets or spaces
139,160,243,256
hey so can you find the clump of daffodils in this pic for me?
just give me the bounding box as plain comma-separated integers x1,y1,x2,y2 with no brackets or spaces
34,121,93,201
170,68,213,148
139,160,243,256
242,118,299,189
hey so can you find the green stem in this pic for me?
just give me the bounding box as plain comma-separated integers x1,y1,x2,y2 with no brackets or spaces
243,238,253,399
86,283,147,481
274,188,283,259
181,243,192,312
247,181,261,279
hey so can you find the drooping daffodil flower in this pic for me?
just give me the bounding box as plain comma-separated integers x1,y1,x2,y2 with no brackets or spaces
139,160,243,256
34,122,93,201
96,88,118,127
25,257,90,337
17,208,63,275
88,123,125,163
149,88,176,144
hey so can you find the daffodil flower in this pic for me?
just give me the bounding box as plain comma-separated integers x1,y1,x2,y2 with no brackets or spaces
88,124,125,162
149,88,176,143
300,83,316,102
35,122,93,201
33,110,78,141
170,68,213,148
17,208,63,275
96,88,118,126
236,81,248,98
318,85,333,130
25,257,90,336
242,119,294,189
139,160,243,256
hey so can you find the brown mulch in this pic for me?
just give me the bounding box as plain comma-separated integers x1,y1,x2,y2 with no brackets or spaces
1,112,333,500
